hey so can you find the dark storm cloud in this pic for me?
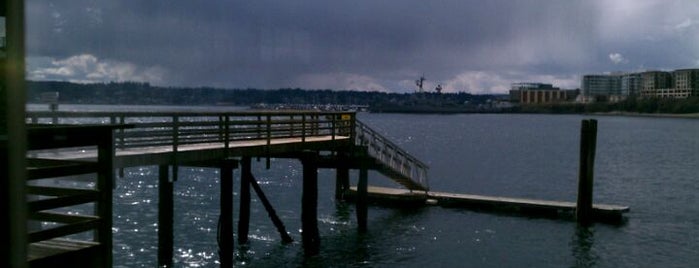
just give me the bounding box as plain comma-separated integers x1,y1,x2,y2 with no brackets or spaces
25,0,699,93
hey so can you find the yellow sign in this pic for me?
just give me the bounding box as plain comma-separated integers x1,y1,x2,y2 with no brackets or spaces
341,114,351,120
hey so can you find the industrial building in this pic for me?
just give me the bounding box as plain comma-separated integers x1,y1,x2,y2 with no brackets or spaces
509,83,578,104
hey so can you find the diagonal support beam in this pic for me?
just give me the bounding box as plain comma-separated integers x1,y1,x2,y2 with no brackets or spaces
248,173,293,243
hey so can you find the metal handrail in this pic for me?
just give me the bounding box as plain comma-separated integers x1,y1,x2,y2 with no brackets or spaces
354,120,429,190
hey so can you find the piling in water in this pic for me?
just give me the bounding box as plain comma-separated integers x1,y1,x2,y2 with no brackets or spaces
576,119,597,225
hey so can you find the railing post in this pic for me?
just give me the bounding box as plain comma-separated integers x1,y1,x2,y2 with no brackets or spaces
224,115,230,150
290,115,295,137
350,114,356,142
302,114,306,142
257,115,262,139
172,116,180,153
118,115,125,150
266,115,271,169
172,116,180,181
331,114,336,140
218,115,224,143
266,115,271,147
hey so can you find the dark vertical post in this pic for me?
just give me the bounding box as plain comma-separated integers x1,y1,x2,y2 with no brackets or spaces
335,166,349,200
357,158,369,232
219,159,237,268
238,157,251,244
158,165,173,268
96,129,115,267
576,119,598,225
2,2,28,267
301,152,320,256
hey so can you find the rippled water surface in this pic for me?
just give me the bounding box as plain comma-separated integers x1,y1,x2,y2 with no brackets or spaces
35,105,699,267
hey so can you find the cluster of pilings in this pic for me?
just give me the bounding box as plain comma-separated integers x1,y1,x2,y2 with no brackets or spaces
156,150,372,267
153,119,601,267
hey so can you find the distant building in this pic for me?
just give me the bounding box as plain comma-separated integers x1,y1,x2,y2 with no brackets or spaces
671,69,699,97
509,82,578,104
581,74,621,98
620,73,642,97
581,68,699,100
640,71,673,98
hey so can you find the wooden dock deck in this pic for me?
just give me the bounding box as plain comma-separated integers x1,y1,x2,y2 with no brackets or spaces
22,110,431,266
347,186,629,223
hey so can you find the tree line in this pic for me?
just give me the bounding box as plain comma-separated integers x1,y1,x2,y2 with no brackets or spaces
26,80,496,107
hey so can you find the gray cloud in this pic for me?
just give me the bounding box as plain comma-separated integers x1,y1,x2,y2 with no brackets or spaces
25,0,699,93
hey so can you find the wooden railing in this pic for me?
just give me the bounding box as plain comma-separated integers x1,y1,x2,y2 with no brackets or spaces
27,111,356,152
26,110,428,190
26,124,118,267
354,120,429,190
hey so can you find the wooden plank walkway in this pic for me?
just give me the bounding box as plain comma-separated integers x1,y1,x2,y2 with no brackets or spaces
31,135,351,167
347,186,629,223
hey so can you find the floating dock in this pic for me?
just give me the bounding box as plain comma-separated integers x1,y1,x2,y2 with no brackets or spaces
347,186,629,223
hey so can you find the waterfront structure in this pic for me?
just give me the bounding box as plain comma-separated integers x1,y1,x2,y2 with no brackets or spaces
581,74,622,100
24,111,628,267
23,110,429,266
582,68,699,100
509,82,578,104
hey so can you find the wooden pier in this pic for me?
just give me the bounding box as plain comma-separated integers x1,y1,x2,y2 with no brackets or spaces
17,112,628,267
23,110,429,267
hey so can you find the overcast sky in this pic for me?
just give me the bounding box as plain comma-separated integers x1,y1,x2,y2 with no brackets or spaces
24,0,699,94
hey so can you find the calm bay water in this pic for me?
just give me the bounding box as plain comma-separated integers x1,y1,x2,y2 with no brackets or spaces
31,105,699,267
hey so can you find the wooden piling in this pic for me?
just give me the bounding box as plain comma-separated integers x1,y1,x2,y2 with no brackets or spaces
301,153,320,256
335,166,350,200
238,157,251,244
219,159,237,268
158,165,174,267
96,127,115,268
357,160,369,233
576,119,597,225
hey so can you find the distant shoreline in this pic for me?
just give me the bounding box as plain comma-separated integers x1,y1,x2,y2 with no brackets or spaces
589,111,699,119
27,103,699,119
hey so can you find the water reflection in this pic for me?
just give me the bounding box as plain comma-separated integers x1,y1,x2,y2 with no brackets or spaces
570,225,598,268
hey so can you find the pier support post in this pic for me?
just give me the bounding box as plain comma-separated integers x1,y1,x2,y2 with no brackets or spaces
335,166,350,200
219,159,238,268
158,165,174,267
249,174,294,243
301,152,320,256
357,158,369,233
238,157,251,244
576,119,597,225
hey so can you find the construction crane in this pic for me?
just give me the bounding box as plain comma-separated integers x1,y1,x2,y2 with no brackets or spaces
415,74,426,93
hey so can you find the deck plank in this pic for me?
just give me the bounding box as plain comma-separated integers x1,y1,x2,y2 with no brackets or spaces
29,135,350,166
